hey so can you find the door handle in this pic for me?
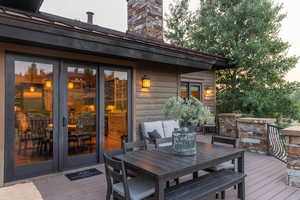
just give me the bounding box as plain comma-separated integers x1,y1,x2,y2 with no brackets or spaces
63,116,67,127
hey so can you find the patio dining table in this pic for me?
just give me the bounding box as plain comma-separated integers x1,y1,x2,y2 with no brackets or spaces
114,142,245,200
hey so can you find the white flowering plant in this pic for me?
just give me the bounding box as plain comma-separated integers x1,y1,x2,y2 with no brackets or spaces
163,96,212,128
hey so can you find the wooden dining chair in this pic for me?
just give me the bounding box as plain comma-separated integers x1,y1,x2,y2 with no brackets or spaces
208,135,238,199
103,152,155,200
123,140,148,154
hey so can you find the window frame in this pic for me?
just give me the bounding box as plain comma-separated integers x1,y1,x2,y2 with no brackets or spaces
180,81,203,101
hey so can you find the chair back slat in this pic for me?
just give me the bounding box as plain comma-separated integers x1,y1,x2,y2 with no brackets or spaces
267,124,287,163
123,140,147,154
211,136,237,148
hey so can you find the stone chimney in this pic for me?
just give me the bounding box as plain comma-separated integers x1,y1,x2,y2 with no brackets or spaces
127,0,163,41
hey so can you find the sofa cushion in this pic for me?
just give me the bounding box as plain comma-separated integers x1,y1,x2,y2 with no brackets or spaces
148,130,162,143
162,120,180,138
143,121,164,138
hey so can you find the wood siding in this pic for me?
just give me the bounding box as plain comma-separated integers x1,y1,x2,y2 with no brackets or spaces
135,65,179,138
0,48,5,186
181,71,216,114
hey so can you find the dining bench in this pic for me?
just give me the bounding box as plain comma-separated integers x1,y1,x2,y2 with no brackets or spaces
165,170,246,200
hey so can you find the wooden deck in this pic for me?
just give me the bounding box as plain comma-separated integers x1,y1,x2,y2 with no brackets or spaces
0,134,299,200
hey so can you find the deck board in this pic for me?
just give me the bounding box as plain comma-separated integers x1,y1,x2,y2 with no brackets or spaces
0,134,299,200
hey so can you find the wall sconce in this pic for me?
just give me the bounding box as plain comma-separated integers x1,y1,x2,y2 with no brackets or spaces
142,75,151,88
204,87,214,97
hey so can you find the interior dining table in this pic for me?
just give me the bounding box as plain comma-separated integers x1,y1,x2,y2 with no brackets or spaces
114,142,245,200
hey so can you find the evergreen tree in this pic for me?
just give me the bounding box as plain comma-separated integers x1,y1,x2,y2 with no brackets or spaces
166,0,300,120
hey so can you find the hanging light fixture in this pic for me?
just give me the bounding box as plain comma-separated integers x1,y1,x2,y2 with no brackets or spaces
45,80,52,88
68,82,74,89
29,86,35,92
142,75,151,88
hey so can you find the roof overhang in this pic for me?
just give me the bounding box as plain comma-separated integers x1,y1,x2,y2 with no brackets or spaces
0,0,43,12
0,8,229,70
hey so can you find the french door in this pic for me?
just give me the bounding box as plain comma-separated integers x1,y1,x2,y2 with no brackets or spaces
60,62,98,169
5,54,131,182
5,54,60,181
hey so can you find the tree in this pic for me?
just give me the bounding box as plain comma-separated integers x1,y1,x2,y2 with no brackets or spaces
166,0,300,120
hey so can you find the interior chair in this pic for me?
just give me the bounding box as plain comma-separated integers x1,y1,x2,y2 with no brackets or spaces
103,152,155,200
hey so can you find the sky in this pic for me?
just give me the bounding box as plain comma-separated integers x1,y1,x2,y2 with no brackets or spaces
41,0,300,82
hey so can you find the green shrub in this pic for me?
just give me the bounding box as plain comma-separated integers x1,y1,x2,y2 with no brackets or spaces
163,96,212,127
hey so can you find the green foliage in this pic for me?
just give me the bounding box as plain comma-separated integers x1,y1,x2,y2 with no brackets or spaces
166,0,300,120
163,96,212,127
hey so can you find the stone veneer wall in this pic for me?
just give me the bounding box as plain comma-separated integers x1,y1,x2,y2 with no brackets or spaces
127,0,163,40
218,114,241,138
237,118,276,154
281,127,300,188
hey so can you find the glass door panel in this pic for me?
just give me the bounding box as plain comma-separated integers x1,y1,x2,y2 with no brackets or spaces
5,54,59,182
104,70,128,151
14,61,54,166
63,64,98,168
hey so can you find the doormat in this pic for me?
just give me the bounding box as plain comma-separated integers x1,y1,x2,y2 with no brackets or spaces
65,168,102,181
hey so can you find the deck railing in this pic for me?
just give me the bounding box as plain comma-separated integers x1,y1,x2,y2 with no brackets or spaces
267,124,287,163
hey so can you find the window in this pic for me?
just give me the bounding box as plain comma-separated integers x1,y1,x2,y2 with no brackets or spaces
180,82,203,101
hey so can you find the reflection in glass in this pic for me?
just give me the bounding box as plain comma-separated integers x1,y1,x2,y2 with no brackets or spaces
14,61,53,166
191,85,202,100
180,82,189,99
104,70,128,151
67,67,97,156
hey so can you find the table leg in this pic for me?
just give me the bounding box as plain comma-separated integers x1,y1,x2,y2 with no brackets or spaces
238,152,245,200
155,179,165,200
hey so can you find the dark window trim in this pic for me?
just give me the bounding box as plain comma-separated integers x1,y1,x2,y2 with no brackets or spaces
180,81,203,101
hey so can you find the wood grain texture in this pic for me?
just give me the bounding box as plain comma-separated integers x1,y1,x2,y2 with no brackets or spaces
115,142,244,178
135,65,179,138
0,48,5,186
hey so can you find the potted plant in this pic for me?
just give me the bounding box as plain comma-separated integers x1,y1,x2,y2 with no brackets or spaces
163,96,212,156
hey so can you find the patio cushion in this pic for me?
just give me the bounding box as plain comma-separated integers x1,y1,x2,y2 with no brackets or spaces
162,120,180,138
209,161,235,171
113,176,155,200
158,142,172,147
143,121,164,138
148,130,162,143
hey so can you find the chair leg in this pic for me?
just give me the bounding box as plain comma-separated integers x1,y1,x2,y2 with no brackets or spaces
221,191,225,199
166,181,170,188
238,180,245,200
106,189,112,200
193,171,198,180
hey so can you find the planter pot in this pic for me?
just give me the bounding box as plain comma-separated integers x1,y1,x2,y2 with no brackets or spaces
172,129,197,156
